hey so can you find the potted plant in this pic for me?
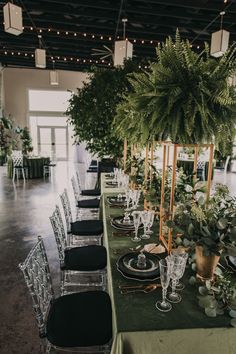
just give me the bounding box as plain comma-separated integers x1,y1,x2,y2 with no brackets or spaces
170,184,236,280
19,127,33,155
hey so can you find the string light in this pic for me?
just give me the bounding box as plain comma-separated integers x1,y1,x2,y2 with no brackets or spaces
20,25,204,50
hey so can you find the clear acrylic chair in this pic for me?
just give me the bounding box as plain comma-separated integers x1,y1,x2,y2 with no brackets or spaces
71,176,99,220
75,170,100,197
43,151,57,178
197,160,206,181
50,206,107,295
59,189,103,246
12,150,28,181
19,236,112,354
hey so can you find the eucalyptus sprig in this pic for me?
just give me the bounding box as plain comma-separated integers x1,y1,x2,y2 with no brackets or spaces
198,271,236,325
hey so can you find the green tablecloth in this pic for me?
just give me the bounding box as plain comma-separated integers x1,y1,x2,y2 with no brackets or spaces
177,160,214,181
102,194,236,354
101,173,125,194
7,157,50,179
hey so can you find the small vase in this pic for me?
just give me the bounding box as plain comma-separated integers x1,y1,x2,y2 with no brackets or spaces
195,245,220,281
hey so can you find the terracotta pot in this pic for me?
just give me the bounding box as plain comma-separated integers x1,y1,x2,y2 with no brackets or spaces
195,245,220,281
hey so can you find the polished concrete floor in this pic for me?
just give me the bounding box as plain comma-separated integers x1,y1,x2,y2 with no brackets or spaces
0,163,235,354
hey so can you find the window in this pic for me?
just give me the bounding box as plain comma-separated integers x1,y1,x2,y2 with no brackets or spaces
28,90,71,112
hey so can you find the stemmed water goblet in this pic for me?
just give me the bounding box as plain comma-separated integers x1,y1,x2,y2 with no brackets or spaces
131,211,141,242
130,189,141,210
166,255,185,303
146,211,155,235
122,174,129,189
113,168,119,184
125,189,132,212
140,211,151,239
172,251,188,291
117,169,124,187
155,258,172,312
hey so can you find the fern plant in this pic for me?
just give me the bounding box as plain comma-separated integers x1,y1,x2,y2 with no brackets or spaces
114,31,236,146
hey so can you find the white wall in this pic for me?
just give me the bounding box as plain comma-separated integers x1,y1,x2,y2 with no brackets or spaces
2,67,89,126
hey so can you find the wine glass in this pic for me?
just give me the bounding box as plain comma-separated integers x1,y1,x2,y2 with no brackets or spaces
146,211,155,235
155,258,172,312
174,252,188,290
113,168,118,184
166,255,184,303
125,189,131,212
122,174,129,189
131,211,141,242
131,189,141,210
140,211,150,239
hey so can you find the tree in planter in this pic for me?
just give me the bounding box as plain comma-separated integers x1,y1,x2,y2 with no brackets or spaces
114,31,236,146
66,60,140,160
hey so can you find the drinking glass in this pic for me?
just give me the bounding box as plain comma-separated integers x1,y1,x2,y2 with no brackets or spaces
166,255,184,303
113,168,118,184
155,259,172,312
146,211,155,235
129,189,140,210
131,211,141,242
125,189,131,211
174,252,188,290
122,174,129,189
140,211,150,239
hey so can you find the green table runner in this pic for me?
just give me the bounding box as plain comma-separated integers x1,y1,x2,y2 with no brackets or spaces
102,194,236,354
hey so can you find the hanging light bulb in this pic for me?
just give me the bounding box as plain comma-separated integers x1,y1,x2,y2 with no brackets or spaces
35,35,46,68
3,2,23,35
210,11,230,57
114,18,133,67
50,61,59,85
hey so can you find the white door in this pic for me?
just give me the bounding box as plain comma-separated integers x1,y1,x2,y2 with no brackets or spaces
38,126,68,161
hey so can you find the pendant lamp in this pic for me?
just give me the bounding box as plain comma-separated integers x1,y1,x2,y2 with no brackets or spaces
50,61,59,85
210,11,230,57
114,18,133,67
35,35,46,68
3,2,23,36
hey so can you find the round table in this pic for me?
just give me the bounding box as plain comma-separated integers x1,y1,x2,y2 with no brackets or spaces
7,156,50,179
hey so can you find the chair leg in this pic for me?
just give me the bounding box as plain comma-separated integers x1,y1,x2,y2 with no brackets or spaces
12,168,15,182
22,167,25,181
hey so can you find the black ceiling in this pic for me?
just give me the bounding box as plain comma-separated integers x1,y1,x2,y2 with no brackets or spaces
0,0,236,71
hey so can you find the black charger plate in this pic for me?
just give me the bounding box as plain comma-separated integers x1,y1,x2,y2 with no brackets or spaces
117,252,160,281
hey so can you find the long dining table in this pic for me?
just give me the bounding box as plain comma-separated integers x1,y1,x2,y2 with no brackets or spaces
100,173,236,354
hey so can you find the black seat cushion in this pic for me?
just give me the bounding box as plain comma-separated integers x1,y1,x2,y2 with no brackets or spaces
81,189,100,196
63,245,107,271
71,220,103,236
87,169,98,173
46,291,112,347
77,199,100,209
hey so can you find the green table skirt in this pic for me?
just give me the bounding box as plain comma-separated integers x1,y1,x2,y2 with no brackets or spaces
102,194,236,354
8,157,50,179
